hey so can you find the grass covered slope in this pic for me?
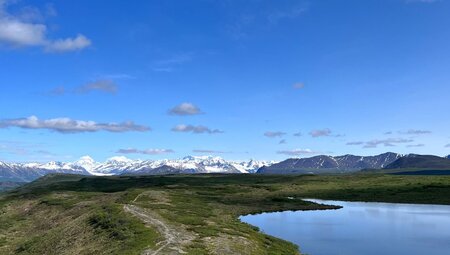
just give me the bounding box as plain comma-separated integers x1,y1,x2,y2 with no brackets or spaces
1,173,450,255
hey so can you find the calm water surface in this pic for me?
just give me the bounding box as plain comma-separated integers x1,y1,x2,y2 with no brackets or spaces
240,199,450,255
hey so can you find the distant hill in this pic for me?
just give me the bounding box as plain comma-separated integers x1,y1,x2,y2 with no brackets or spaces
257,152,401,174
384,154,450,169
0,181,24,192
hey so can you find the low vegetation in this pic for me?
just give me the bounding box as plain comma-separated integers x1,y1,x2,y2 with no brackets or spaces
1,173,449,254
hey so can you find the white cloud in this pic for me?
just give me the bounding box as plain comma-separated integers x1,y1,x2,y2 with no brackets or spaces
45,34,91,52
0,2,91,52
264,131,286,138
0,18,46,46
168,103,203,116
116,148,174,155
277,148,317,156
0,116,150,133
171,124,223,134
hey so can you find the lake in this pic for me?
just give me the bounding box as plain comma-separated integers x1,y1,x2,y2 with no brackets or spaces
239,199,450,255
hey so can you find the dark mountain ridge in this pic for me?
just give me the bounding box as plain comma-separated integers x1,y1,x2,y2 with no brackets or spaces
257,152,401,174
384,154,450,169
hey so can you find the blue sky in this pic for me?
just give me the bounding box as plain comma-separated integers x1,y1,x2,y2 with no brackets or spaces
1,0,449,162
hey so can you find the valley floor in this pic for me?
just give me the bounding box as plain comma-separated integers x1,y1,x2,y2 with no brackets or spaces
1,174,449,255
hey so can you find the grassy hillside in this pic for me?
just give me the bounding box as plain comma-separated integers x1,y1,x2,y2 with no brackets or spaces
1,173,450,255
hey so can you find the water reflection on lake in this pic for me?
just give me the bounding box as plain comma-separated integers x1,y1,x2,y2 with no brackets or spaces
239,199,450,255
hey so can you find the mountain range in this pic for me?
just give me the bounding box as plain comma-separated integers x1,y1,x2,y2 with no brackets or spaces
258,153,450,174
0,156,273,182
257,152,402,174
2,153,450,183
384,154,450,169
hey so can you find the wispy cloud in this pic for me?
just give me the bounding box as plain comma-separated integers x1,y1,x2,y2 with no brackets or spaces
384,131,393,135
168,103,203,116
49,86,66,96
264,131,286,138
227,14,255,40
116,148,174,155
293,132,302,137
0,140,32,155
399,129,432,135
405,0,439,3
171,124,223,134
152,67,173,72
50,80,118,95
363,138,414,148
227,3,307,40
309,128,343,138
267,6,308,25
279,139,287,144
156,53,193,66
102,74,135,80
293,82,305,89
0,140,58,159
0,116,150,133
0,1,91,52
310,128,331,137
153,52,193,72
277,148,318,156
445,144,450,148
192,149,230,154
346,141,364,145
75,80,118,94
406,144,425,148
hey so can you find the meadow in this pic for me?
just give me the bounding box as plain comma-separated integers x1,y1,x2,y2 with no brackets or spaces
1,173,449,254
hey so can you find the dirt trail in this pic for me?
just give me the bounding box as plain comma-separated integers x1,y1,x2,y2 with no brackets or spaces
124,193,194,255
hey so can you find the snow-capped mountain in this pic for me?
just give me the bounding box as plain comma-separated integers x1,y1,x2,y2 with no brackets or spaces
120,156,274,175
231,159,277,173
0,156,274,182
71,156,100,175
0,160,89,182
